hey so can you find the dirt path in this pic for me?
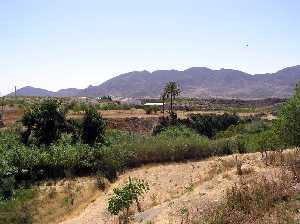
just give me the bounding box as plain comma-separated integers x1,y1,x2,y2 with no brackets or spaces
60,153,266,224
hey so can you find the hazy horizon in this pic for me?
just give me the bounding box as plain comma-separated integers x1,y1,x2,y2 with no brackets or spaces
1,0,300,95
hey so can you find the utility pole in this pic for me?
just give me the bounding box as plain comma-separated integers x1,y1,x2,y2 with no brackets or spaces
15,86,17,98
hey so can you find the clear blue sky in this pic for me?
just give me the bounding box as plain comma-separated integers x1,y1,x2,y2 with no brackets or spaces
1,0,300,95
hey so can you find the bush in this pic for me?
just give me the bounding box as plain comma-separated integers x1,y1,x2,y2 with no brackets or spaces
108,178,149,221
81,107,106,146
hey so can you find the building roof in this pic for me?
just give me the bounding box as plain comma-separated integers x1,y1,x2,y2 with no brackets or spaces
144,103,163,106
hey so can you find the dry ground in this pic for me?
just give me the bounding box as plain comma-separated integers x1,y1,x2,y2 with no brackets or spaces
70,109,267,119
59,152,276,224
0,107,273,129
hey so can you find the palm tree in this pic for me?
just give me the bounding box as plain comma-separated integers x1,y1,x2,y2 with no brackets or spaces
164,82,181,114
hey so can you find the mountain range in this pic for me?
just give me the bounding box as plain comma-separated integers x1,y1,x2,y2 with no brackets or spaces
9,65,300,99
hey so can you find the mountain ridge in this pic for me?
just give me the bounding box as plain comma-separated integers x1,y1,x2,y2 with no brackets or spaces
8,65,300,99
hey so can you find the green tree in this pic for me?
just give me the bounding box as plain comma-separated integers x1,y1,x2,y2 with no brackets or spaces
274,83,300,147
164,82,181,114
21,99,67,146
81,106,106,146
108,177,149,223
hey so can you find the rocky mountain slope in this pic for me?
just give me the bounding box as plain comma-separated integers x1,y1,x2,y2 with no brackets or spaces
10,65,300,99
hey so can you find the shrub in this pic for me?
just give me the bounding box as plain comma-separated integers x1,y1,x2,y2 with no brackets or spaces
108,178,149,222
81,107,106,146
274,82,300,147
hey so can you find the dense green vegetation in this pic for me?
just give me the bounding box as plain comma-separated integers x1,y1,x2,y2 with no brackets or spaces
0,118,282,203
0,120,274,204
153,113,240,138
186,113,240,138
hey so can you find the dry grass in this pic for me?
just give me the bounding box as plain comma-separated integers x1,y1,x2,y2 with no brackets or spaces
33,177,103,224
200,169,297,224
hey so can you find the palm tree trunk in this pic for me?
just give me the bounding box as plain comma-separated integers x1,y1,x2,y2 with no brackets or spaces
170,94,173,113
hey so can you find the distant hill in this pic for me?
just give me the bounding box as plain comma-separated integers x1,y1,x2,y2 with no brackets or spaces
8,87,82,97
8,86,56,97
9,65,300,99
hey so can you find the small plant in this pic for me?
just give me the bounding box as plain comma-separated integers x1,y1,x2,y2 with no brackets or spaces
108,177,149,223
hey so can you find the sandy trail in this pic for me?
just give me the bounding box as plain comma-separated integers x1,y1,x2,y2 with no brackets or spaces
60,153,266,224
